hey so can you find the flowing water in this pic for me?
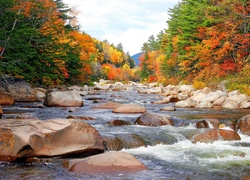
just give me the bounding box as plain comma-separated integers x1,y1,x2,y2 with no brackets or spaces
1,89,250,180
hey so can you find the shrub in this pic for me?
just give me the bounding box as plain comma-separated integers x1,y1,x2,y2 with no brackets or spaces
193,80,206,89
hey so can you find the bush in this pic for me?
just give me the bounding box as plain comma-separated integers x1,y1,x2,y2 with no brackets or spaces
193,80,206,89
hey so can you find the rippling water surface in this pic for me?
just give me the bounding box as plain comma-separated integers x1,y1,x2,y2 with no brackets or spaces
1,89,250,179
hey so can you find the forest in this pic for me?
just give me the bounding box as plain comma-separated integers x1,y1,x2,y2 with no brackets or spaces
0,0,249,94
0,0,136,86
139,0,250,94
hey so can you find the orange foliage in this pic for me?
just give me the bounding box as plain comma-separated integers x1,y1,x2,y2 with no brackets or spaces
70,31,96,61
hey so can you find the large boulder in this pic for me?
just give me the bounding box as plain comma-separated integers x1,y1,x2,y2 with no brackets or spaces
112,104,146,114
0,119,104,162
237,114,250,135
192,129,241,143
0,91,14,105
0,77,36,102
135,112,174,126
65,151,147,173
44,91,83,107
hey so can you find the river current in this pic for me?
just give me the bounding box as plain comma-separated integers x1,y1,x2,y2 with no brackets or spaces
1,89,250,180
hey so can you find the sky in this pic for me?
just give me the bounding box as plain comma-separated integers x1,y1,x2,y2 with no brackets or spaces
63,0,180,55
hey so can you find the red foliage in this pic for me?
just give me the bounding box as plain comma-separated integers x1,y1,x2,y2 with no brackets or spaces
220,60,236,72
148,76,158,83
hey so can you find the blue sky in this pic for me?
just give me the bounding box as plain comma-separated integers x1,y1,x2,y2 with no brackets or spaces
63,0,180,55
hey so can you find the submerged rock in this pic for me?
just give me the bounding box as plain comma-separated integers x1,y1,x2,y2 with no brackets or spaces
112,104,146,114
65,151,147,173
136,112,174,126
192,129,241,143
0,119,104,162
102,133,146,151
107,119,132,126
91,101,121,109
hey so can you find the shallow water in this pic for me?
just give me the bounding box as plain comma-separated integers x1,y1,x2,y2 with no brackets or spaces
1,89,250,180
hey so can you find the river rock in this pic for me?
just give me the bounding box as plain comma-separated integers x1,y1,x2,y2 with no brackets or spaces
177,92,190,101
148,87,163,94
102,134,146,151
112,104,146,114
201,87,212,94
0,118,104,162
44,91,83,107
179,84,195,95
205,118,220,129
213,96,227,106
152,95,178,104
237,114,250,135
137,88,148,94
190,90,206,103
240,102,250,109
0,91,14,105
160,106,176,111
175,99,196,108
66,151,147,173
107,119,132,126
0,77,36,102
200,92,221,103
228,90,240,96
68,85,82,91
135,112,174,126
91,101,121,109
0,105,2,118
67,115,95,121
195,120,209,129
94,83,111,91
192,129,241,143
221,100,238,109
195,101,213,108
227,94,250,105
33,89,46,102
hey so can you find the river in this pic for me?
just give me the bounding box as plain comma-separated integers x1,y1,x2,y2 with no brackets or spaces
1,89,250,179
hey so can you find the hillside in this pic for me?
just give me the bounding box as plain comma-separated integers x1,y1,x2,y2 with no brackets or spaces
131,52,143,67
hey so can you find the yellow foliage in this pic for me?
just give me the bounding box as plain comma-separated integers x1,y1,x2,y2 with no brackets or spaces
193,80,206,89
122,63,130,71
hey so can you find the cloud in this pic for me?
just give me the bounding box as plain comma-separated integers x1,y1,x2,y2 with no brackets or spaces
63,0,180,55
